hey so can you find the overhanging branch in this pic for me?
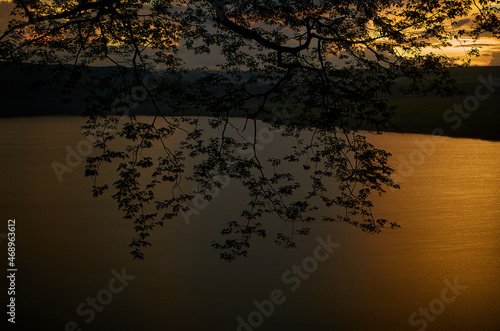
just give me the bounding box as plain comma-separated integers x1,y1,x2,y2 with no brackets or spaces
209,0,313,54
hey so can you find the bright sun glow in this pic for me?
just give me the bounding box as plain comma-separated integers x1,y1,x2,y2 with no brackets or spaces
421,37,500,66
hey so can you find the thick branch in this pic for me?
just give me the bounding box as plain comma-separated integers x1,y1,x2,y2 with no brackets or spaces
209,0,313,54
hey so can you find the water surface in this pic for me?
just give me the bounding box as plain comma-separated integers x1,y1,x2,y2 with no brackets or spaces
0,117,499,330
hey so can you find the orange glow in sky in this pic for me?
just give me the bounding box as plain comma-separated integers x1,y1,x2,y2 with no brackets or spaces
421,37,500,66
1,1,499,66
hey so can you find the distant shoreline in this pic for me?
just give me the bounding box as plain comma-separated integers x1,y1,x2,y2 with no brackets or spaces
1,63,499,141
0,114,498,143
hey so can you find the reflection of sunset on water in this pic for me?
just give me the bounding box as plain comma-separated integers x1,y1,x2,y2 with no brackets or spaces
1,117,499,330
1,0,499,329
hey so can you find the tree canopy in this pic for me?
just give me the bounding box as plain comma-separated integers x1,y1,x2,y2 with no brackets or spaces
1,0,499,260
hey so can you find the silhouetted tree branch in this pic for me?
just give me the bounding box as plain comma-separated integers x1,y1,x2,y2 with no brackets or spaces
1,0,498,260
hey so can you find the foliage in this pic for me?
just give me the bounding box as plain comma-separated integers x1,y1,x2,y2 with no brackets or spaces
1,0,498,260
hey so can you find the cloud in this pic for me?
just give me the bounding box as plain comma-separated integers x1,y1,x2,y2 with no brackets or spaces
489,52,500,66
454,18,471,28
453,43,497,48
0,2,14,30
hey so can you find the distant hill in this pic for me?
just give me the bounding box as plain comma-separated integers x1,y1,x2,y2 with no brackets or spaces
0,62,499,140
0,62,96,116
388,66,500,141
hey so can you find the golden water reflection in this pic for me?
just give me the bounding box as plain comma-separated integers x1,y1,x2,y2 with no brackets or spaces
0,117,498,330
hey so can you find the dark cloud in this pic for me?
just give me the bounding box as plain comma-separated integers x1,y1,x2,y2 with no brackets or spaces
489,52,500,66
454,18,471,28
452,42,500,48
0,2,15,31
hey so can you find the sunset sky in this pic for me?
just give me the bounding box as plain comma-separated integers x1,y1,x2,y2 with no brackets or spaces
1,0,500,66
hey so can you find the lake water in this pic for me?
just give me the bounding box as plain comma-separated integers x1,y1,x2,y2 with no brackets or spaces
0,116,499,330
